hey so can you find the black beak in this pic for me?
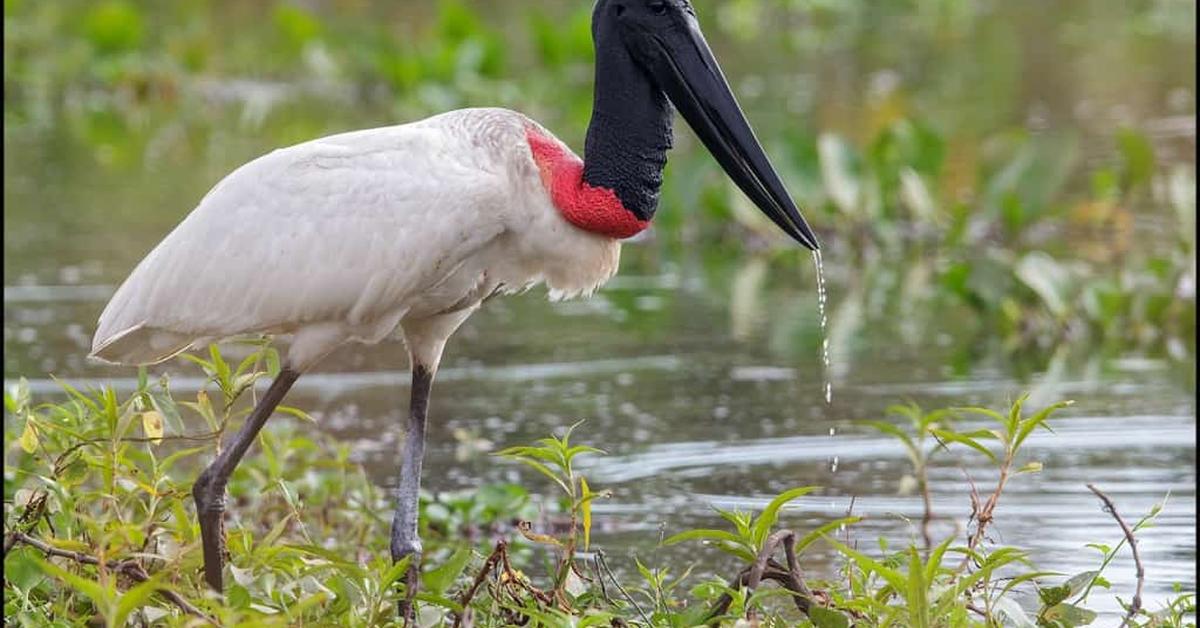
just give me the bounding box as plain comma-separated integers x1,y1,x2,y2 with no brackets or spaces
643,16,819,250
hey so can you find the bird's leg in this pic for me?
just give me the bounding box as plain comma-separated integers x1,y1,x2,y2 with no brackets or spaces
192,367,301,592
392,364,434,621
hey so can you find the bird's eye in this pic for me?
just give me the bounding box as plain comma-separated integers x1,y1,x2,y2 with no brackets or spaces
648,0,668,15
615,3,626,16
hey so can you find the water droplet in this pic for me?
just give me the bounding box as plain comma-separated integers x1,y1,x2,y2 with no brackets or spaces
828,427,836,437
813,250,832,405
830,456,839,473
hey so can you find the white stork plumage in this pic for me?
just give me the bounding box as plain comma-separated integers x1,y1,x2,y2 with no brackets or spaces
90,0,818,617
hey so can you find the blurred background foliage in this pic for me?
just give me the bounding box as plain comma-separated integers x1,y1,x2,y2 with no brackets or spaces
3,0,1195,366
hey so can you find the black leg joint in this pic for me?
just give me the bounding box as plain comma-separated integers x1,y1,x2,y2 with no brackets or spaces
192,467,226,514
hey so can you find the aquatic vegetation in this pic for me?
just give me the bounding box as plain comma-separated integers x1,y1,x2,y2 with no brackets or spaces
4,349,1193,625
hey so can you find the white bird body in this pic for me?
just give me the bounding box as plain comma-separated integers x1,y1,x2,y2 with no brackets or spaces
91,108,620,370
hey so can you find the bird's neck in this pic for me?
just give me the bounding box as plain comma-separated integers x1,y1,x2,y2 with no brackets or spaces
582,44,674,225
526,26,673,239
525,22,676,238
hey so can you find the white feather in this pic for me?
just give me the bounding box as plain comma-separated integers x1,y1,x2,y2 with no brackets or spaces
91,108,621,370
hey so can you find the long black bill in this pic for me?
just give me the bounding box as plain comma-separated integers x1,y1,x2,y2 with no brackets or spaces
645,16,819,250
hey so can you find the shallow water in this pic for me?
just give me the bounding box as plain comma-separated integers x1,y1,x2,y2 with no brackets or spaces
4,258,1195,617
4,0,1196,619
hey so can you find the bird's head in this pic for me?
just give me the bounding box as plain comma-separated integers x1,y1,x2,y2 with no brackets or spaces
592,0,819,250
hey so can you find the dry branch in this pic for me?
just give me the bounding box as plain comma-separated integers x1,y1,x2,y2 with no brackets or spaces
453,540,506,628
705,529,816,623
1087,484,1144,626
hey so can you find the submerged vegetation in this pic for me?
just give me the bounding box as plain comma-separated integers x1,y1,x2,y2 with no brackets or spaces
4,346,1195,625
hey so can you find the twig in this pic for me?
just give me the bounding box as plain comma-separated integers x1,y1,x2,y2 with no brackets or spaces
453,540,506,628
8,531,213,622
591,553,612,605
952,463,985,575
597,551,652,626
52,431,221,472
1087,484,1144,626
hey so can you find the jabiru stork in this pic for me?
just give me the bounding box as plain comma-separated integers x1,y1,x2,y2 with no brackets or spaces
90,0,819,614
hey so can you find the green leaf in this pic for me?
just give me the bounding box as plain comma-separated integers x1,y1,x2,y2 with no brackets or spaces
923,537,953,585
1041,602,1098,626
750,486,818,548
993,596,1038,628
1039,583,1071,608
32,555,112,614
1014,400,1072,450
663,529,748,548
1017,461,1043,474
114,573,166,627
148,380,184,437
19,419,39,453
998,570,1060,599
809,606,850,628
717,509,753,538
284,544,366,578
209,344,232,391
414,591,464,613
1062,571,1099,599
1117,128,1155,190
265,348,282,377
380,556,412,593
795,517,862,556
564,444,605,462
261,512,297,548
158,446,209,474
952,406,1006,424
906,548,930,628
178,352,212,372
823,536,907,593
141,410,164,444
714,542,758,563
503,457,569,494
276,405,316,423
496,445,567,469
5,377,30,413
423,546,472,595
228,583,251,609
930,428,998,463
580,476,592,551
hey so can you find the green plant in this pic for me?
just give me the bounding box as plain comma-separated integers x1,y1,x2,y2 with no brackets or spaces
496,422,609,600
5,361,1195,626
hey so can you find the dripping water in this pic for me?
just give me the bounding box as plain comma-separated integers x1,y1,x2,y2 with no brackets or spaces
813,249,832,405
814,249,838,476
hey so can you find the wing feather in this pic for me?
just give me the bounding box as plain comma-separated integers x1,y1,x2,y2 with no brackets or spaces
92,108,531,365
